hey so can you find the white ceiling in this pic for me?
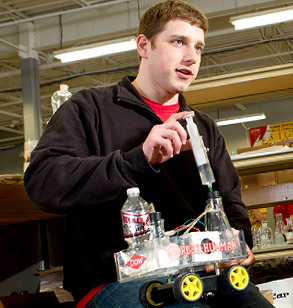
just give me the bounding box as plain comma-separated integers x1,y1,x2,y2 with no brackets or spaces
0,0,292,147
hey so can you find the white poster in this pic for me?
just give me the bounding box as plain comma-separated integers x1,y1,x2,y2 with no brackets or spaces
257,277,293,308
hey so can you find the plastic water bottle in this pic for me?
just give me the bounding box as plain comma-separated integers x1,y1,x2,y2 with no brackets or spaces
274,213,285,245
121,187,150,247
284,218,293,243
260,221,272,248
51,84,72,114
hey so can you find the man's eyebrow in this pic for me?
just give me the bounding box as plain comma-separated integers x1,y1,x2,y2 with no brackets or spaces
170,34,187,40
194,38,205,48
169,34,205,47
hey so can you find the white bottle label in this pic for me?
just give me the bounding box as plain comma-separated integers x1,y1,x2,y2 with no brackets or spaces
121,211,150,238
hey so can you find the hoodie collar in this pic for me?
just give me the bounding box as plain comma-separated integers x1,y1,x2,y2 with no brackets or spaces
116,76,189,112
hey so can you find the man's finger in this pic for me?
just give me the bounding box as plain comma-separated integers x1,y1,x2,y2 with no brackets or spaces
166,111,194,123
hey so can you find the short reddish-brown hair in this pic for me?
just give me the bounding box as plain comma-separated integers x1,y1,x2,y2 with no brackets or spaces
137,0,208,46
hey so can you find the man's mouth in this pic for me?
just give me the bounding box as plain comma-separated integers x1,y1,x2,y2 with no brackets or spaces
176,68,193,76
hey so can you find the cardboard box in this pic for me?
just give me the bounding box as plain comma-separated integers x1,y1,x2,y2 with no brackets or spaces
276,169,293,184
236,139,292,189
240,172,277,189
237,144,272,155
237,138,293,155
260,290,274,305
274,137,293,148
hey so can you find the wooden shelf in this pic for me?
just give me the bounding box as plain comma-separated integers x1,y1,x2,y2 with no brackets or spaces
242,182,293,209
253,244,293,261
231,147,293,262
232,148,293,175
231,148,293,209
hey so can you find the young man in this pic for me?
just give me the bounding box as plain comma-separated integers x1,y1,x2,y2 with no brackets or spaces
24,1,273,307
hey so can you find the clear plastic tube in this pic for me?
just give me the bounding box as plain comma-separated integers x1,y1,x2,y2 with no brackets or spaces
184,114,215,188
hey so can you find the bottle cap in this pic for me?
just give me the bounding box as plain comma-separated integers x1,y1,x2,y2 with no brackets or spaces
127,187,140,196
207,190,220,198
149,212,162,221
60,84,69,92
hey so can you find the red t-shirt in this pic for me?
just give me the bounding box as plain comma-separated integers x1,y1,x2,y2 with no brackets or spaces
143,96,179,122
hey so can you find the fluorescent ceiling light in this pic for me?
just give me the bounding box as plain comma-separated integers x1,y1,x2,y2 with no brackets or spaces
230,6,293,30
216,113,266,126
54,37,136,63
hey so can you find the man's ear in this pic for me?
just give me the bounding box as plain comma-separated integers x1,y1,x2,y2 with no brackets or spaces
136,34,150,59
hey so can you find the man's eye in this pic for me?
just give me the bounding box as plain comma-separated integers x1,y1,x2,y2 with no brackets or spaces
195,46,203,53
174,39,183,45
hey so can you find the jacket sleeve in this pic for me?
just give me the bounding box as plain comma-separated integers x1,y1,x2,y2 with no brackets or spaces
24,94,153,214
205,119,253,248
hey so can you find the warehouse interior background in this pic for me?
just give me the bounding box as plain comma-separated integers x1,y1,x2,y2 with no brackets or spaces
0,0,292,174
0,1,292,304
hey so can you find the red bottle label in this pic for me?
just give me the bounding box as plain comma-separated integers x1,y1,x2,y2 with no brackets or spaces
121,211,150,238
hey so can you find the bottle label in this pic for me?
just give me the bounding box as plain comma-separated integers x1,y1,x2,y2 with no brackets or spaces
121,211,150,238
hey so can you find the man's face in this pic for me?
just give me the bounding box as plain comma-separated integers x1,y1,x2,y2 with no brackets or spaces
145,19,205,96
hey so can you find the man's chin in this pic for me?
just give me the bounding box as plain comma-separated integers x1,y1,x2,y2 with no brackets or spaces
169,79,192,94
176,84,190,94
177,79,193,92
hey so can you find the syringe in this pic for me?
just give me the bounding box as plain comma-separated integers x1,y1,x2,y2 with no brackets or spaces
184,114,215,189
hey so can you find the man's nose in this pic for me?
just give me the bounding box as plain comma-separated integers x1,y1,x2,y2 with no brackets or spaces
183,46,198,65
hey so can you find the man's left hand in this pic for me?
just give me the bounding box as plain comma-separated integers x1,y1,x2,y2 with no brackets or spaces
206,243,255,272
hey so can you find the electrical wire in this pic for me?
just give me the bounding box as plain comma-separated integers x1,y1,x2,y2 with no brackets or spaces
174,225,200,234
171,218,206,236
58,15,63,50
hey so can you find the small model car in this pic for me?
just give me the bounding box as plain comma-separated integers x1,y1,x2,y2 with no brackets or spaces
115,228,249,307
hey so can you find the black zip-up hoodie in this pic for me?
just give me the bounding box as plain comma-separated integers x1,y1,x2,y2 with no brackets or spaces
24,76,252,301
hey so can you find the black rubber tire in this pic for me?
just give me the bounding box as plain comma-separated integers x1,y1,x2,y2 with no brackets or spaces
139,280,165,308
173,273,204,303
223,265,249,291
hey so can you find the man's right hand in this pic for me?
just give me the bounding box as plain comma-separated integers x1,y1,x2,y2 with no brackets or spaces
142,111,193,165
